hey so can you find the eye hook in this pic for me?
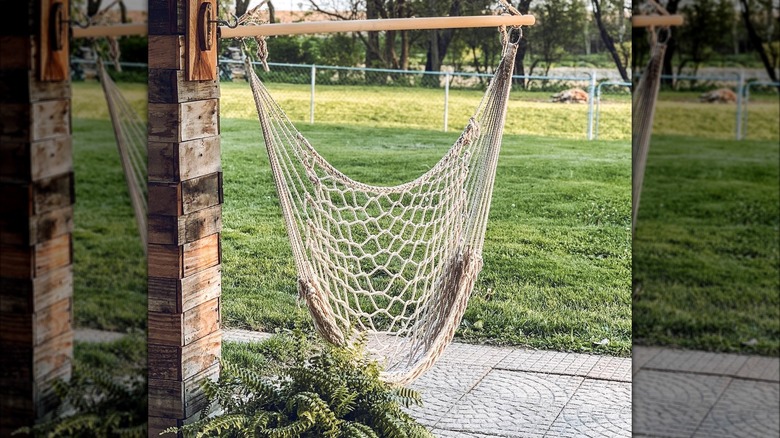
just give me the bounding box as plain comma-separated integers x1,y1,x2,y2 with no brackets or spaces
210,13,239,29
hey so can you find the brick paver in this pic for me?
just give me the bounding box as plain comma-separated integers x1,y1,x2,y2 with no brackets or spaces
634,346,780,438
75,328,779,438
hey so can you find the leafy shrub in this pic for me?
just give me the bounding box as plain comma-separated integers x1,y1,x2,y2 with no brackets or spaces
13,363,147,437
167,333,432,437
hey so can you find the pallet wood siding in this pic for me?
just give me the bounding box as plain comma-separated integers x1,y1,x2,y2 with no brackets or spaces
0,3,74,432
147,1,223,434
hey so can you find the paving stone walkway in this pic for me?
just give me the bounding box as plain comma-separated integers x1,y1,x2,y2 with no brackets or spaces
633,346,780,438
76,328,779,437
224,329,632,437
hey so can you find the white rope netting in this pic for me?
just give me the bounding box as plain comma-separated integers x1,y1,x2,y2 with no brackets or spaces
632,25,669,231
97,59,148,251
247,30,520,384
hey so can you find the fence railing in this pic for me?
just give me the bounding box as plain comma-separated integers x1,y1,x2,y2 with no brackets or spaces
73,58,777,141
224,59,613,140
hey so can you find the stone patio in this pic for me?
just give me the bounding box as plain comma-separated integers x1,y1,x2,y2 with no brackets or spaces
633,346,780,438
77,328,780,437
224,329,633,437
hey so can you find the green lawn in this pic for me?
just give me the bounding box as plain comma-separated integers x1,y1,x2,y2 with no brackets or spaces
220,82,632,141
633,135,780,356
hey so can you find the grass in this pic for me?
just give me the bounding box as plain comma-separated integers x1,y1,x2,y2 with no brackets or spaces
71,118,147,331
652,91,779,141
633,135,780,356
220,119,632,356
220,82,632,141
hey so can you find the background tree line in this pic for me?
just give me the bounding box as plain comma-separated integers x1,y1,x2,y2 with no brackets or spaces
632,0,779,82
226,0,633,85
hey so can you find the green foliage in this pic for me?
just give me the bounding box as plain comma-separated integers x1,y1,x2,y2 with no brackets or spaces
167,333,432,438
13,361,147,437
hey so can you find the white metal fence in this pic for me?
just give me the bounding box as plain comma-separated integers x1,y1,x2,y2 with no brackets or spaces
221,59,625,141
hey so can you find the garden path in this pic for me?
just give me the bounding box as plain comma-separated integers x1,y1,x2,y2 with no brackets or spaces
75,328,779,437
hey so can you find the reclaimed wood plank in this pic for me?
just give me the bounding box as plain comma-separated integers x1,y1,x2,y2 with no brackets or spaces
0,266,72,313
182,233,220,277
148,264,221,314
149,69,219,104
34,234,71,276
147,100,219,143
33,296,72,345
182,297,219,344
33,330,73,383
31,100,70,141
38,0,70,81
147,35,184,69
148,204,221,246
185,0,218,81
148,182,182,216
148,243,182,279
148,311,183,346
147,137,221,183
182,172,222,215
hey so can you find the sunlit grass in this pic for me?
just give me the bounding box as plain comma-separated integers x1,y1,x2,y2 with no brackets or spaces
633,135,780,356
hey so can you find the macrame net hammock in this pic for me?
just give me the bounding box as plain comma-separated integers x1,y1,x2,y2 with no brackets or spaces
245,29,520,384
632,24,669,231
96,58,149,251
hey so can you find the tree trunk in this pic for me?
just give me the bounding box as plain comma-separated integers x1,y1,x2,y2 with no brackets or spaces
661,0,681,85
591,0,630,82
365,0,382,68
739,0,778,82
512,0,532,88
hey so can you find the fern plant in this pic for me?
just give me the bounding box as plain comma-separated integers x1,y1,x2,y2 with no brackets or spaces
166,333,433,437
13,362,147,437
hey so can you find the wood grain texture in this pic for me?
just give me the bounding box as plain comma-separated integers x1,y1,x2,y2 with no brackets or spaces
0,138,73,182
148,137,221,183
148,264,221,314
0,206,73,246
0,266,72,314
182,297,220,344
185,0,218,81
149,69,219,104
182,233,220,277
148,204,222,246
147,100,219,143
38,0,69,81
148,243,182,278
0,70,71,104
148,35,184,69
34,234,71,276
148,361,217,419
148,329,221,381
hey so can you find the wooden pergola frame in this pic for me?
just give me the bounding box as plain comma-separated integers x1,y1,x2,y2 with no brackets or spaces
1,1,534,435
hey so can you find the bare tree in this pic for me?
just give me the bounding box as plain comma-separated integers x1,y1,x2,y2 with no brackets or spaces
591,0,629,81
309,0,412,69
739,0,778,82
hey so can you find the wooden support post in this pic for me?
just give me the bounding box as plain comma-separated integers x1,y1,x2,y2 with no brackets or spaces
147,1,223,435
0,1,74,434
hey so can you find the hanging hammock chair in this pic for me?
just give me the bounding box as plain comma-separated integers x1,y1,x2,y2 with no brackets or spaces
96,57,148,252
246,26,520,384
632,23,670,231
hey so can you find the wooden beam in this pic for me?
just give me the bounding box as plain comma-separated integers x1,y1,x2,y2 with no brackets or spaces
147,0,223,433
218,14,536,38
71,23,148,38
631,15,684,28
